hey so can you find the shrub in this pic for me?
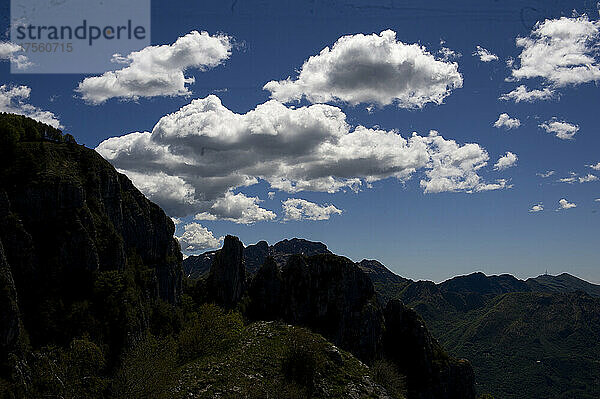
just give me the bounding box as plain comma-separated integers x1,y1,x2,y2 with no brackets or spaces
177,303,244,362
372,359,406,399
281,328,320,395
27,338,108,399
111,334,177,399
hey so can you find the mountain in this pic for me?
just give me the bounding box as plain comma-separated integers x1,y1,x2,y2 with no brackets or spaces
200,236,476,399
526,272,600,297
183,237,331,278
356,261,600,398
357,259,411,304
0,114,182,359
441,291,600,399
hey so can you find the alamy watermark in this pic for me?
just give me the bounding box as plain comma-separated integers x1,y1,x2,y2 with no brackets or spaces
10,0,150,73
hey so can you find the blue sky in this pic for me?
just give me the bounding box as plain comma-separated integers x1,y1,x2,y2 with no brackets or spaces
1,0,599,283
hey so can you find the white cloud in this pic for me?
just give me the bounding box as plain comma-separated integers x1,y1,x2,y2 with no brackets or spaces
595,198,600,202
438,40,461,61
175,222,223,252
419,131,506,193
263,29,463,108
499,85,556,103
0,41,31,69
539,119,579,140
558,172,578,184
493,113,521,130
494,152,518,170
195,191,276,224
473,45,498,62
587,162,600,170
0,85,61,128
267,191,275,200
529,203,544,212
282,198,342,221
537,170,555,178
558,198,577,210
76,31,232,104
510,16,600,87
96,95,503,221
579,173,599,183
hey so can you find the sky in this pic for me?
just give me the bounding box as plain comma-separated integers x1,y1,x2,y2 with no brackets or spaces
1,0,599,283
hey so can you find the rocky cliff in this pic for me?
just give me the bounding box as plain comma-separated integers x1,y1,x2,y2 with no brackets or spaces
249,253,384,362
383,300,475,399
0,114,182,366
207,235,245,308
205,236,476,399
183,237,331,278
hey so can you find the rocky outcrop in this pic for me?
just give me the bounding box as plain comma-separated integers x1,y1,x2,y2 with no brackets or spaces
244,248,475,398
198,234,476,398
183,237,331,278
383,300,475,399
248,253,384,362
0,120,182,355
207,235,245,308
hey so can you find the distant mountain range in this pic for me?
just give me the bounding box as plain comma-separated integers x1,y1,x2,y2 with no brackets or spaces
357,264,600,399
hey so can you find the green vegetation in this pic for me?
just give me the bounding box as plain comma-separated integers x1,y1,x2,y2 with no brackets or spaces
435,292,600,399
177,319,400,398
2,299,403,398
368,272,600,399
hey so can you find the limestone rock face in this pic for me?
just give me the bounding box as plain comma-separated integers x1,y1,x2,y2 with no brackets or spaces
383,300,476,399
249,253,384,362
183,237,331,278
0,136,182,351
207,235,245,308
204,235,477,399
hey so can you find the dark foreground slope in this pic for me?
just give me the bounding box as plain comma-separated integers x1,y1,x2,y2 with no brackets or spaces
356,259,600,399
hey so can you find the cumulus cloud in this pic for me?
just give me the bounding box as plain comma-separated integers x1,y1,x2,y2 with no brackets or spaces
473,45,498,62
494,152,518,170
529,203,544,212
76,31,232,104
493,113,521,130
195,191,276,224
499,85,556,103
510,16,600,87
0,85,61,128
595,198,600,202
268,192,275,200
176,222,223,252
537,170,555,178
263,30,463,108
282,198,342,221
587,162,600,170
96,95,503,221
0,41,31,69
539,119,580,140
558,198,577,210
419,131,508,193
